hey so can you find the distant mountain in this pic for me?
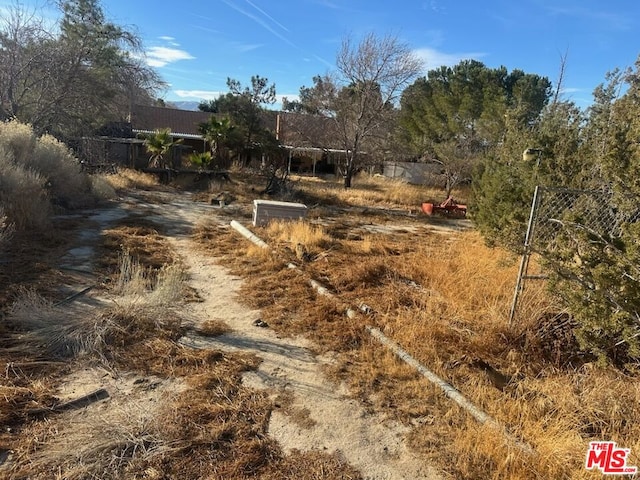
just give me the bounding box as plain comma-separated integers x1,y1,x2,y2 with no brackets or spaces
167,101,201,111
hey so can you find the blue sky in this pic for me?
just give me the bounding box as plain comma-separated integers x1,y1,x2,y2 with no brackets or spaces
4,0,640,109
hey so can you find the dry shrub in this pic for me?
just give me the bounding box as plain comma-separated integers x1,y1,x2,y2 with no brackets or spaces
5,290,110,359
0,149,51,230
114,249,186,306
0,119,37,164
20,400,167,480
90,174,118,200
148,263,187,307
5,248,186,363
29,134,94,209
114,249,149,295
0,120,102,233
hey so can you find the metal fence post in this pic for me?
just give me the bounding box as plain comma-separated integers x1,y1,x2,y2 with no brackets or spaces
509,185,541,324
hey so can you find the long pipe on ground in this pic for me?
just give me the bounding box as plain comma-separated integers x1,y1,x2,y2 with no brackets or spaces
230,220,357,315
367,326,495,425
228,219,531,453
230,220,270,249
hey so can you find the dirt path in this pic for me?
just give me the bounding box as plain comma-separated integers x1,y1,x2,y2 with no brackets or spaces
175,237,439,479
44,191,442,479
131,191,440,479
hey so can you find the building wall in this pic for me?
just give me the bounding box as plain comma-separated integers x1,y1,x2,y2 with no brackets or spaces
383,161,443,185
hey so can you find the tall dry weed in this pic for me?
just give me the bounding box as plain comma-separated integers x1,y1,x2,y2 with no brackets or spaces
6,290,111,359
90,175,118,200
21,396,168,479
114,250,186,307
266,219,329,252
114,250,149,296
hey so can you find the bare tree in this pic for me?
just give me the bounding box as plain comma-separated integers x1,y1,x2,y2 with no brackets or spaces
0,0,163,140
0,5,52,121
296,33,423,187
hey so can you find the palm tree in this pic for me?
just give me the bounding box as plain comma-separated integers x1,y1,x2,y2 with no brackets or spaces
188,151,213,169
143,128,183,168
198,116,235,167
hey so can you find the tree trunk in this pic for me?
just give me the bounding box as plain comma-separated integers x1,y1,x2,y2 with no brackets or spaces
343,155,355,188
344,172,352,188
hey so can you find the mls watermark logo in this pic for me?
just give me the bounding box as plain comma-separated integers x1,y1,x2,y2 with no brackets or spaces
585,441,638,475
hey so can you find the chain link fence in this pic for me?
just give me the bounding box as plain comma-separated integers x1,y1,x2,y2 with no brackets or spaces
530,187,639,251
510,186,640,322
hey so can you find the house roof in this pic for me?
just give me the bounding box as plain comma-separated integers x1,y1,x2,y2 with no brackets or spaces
130,105,211,137
129,105,343,151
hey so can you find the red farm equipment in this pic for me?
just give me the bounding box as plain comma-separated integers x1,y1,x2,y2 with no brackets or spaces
421,196,467,218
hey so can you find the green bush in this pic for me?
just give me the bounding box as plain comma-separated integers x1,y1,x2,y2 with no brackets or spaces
472,62,640,365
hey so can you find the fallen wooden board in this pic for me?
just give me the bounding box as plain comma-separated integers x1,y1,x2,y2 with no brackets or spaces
27,388,110,416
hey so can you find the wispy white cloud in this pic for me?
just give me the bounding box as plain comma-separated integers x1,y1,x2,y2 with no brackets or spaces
193,24,220,35
413,47,486,71
157,36,181,47
312,0,342,10
245,0,289,32
313,53,334,69
233,42,264,52
174,90,224,100
422,1,444,13
221,0,298,48
145,47,195,68
561,87,584,94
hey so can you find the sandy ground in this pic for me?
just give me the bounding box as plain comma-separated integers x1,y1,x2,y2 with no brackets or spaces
46,191,443,479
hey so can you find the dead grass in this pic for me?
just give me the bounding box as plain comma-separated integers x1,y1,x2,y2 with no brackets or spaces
99,219,177,276
291,173,469,208
192,198,639,479
103,168,160,191
8,170,634,479
195,318,233,337
267,219,329,249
